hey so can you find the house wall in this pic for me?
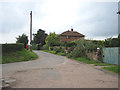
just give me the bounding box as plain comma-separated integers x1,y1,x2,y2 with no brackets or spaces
60,36,84,42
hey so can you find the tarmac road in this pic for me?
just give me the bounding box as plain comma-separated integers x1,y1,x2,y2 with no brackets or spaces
2,51,118,88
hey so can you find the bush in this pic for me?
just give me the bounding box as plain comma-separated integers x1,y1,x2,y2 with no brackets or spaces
67,47,86,58
67,46,75,54
60,41,77,47
32,44,38,50
2,43,24,53
66,41,77,47
53,46,65,54
42,44,49,50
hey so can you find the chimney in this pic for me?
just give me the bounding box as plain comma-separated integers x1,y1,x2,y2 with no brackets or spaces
71,26,73,31
71,28,73,31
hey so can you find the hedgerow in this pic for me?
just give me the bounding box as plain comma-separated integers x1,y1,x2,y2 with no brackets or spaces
2,43,24,53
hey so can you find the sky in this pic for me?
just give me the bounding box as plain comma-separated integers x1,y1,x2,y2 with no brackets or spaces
0,0,119,44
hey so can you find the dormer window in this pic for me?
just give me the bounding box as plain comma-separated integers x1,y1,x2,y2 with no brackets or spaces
66,36,70,39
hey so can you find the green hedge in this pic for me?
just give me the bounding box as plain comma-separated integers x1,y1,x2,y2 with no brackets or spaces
2,43,24,53
32,44,38,50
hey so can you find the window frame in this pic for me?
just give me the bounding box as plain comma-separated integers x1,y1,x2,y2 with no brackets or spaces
66,36,71,39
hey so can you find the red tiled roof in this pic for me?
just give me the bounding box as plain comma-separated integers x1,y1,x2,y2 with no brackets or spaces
61,30,85,37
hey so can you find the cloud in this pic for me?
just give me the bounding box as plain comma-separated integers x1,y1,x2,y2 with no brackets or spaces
73,2,118,38
0,1,118,43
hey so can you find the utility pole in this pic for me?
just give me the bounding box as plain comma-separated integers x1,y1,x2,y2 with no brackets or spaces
30,11,32,51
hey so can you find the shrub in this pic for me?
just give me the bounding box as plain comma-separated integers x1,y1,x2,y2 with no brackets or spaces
49,47,53,50
68,47,86,58
66,41,77,47
2,43,24,53
32,44,38,50
53,46,65,54
76,39,97,52
42,44,49,50
67,46,75,54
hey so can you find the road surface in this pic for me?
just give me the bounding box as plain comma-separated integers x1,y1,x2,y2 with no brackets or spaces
2,51,118,88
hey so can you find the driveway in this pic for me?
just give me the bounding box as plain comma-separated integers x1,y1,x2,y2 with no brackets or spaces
2,51,118,88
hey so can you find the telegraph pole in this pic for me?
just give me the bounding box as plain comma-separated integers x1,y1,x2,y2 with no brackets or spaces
30,11,32,51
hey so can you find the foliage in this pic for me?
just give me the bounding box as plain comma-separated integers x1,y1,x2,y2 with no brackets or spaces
76,39,97,52
67,47,86,58
42,44,49,50
2,43,24,53
65,41,77,47
67,39,98,59
53,46,65,54
45,32,60,47
104,34,120,47
16,34,28,48
97,40,105,47
59,41,77,47
32,44,38,50
118,34,120,47
33,29,48,46
2,49,38,64
67,46,75,54
104,38,118,47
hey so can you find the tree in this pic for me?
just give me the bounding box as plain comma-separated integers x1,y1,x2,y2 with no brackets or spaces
45,32,60,49
104,36,119,47
16,34,28,48
33,29,48,46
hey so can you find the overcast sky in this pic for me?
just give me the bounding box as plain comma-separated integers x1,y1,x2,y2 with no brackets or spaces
0,0,119,43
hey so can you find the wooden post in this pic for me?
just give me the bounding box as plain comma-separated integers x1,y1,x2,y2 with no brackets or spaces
30,11,32,51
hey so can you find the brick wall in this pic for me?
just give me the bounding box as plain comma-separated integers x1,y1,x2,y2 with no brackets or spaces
60,36,84,42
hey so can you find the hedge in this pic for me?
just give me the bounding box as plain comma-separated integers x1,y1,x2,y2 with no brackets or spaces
2,43,24,53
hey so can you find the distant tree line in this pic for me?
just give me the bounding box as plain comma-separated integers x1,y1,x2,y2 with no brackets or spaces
92,34,120,47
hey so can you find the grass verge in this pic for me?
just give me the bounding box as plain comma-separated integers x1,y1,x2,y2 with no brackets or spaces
103,65,120,74
42,50,66,56
73,57,113,66
2,49,38,64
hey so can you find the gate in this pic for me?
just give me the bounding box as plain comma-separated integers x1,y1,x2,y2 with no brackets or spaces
103,47,120,65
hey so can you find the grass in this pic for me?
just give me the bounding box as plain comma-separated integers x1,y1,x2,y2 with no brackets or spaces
42,50,66,56
42,50,56,54
94,63,113,66
74,57,100,64
103,65,120,74
2,49,38,64
57,52,66,56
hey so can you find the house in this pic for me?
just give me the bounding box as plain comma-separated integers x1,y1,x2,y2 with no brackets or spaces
60,28,85,42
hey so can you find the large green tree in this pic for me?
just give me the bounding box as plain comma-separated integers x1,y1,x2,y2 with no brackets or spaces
104,34,120,47
45,32,60,48
33,29,48,46
16,34,28,48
